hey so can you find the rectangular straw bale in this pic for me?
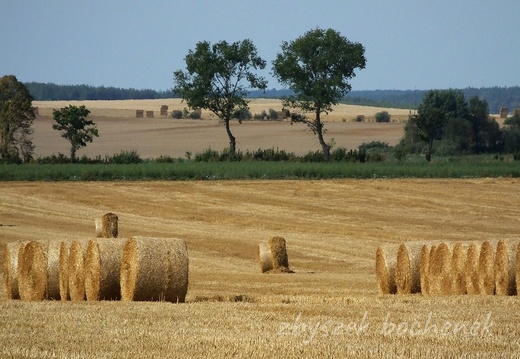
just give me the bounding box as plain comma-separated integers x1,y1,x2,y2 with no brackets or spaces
258,242,274,273
494,239,519,296
2,241,29,300
375,245,397,295
120,237,189,303
85,238,126,301
395,242,423,294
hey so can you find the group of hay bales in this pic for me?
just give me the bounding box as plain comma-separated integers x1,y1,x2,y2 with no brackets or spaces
376,239,520,296
2,213,189,303
258,236,293,273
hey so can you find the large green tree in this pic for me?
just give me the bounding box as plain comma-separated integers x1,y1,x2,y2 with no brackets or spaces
173,39,267,154
52,105,98,162
272,28,366,161
0,75,36,163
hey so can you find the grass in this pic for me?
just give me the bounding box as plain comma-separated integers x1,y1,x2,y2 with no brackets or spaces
1,156,519,181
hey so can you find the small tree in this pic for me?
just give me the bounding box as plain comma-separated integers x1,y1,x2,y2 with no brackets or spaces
52,105,98,162
0,75,36,163
272,28,366,161
173,39,267,153
375,111,391,123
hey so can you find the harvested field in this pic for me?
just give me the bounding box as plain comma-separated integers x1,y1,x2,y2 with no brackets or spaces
1,179,520,357
30,99,411,159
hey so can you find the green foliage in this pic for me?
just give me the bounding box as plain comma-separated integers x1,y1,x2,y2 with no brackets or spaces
504,113,520,128
375,111,391,123
253,110,268,120
171,110,183,119
272,27,366,161
355,115,365,122
110,150,142,164
268,109,278,120
233,108,252,122
173,39,267,153
52,105,98,162
0,75,36,163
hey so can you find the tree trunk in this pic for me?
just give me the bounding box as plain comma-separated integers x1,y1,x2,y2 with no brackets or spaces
315,110,330,161
224,118,236,153
70,146,76,163
426,141,433,162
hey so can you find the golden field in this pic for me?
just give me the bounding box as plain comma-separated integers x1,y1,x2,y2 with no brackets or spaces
1,179,520,358
30,99,412,159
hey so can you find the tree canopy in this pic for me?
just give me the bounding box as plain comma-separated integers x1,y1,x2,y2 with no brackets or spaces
0,75,36,163
173,39,267,153
272,28,366,161
52,105,98,162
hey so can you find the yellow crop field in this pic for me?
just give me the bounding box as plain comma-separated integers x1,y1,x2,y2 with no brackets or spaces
1,179,520,358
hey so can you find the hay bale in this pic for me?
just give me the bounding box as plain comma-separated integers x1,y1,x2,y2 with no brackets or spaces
268,236,290,271
395,243,422,294
429,243,452,295
477,241,495,295
258,242,274,273
451,242,467,295
85,238,126,301
68,240,90,301
419,245,430,295
160,105,168,116
2,241,28,299
375,246,397,295
500,107,508,118
120,237,189,303
59,241,70,301
146,110,154,118
516,243,520,295
465,243,480,295
494,240,518,296
136,110,143,118
95,213,118,238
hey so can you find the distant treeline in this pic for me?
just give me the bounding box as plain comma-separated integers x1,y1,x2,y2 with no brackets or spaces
26,82,520,114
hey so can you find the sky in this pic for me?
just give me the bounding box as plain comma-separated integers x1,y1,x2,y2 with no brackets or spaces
2,0,519,92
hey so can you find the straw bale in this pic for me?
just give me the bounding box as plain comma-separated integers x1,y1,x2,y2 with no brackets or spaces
85,238,126,301
68,240,91,301
59,242,70,301
465,243,480,295
516,243,520,295
120,237,189,303
395,242,422,294
2,241,29,299
258,242,274,273
136,110,143,118
451,242,467,295
18,241,46,301
268,236,290,271
476,241,495,295
95,212,118,238
160,105,168,116
375,246,397,295
429,243,452,295
146,110,154,118
494,240,518,296
419,245,430,295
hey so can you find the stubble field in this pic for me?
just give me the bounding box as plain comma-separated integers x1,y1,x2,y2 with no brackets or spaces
0,100,519,358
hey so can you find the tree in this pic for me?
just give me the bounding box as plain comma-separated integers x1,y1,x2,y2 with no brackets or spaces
272,28,366,161
0,75,36,163
52,105,98,162
173,39,267,153
375,111,391,123
467,96,501,153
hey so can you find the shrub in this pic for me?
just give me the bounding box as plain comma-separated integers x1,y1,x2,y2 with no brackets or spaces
253,110,268,120
268,109,278,120
233,108,252,122
189,109,201,119
110,150,142,164
355,115,365,122
375,111,391,123
171,110,183,119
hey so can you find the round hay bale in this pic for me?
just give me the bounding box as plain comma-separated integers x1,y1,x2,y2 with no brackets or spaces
477,241,495,295
429,243,452,295
395,243,422,294
2,241,29,300
18,241,47,301
120,237,189,303
95,213,118,238
68,240,90,301
258,242,274,273
464,243,480,295
451,242,467,295
268,236,290,271
494,240,518,296
516,243,520,295
419,245,430,295
375,246,397,295
85,238,126,301
59,241,70,301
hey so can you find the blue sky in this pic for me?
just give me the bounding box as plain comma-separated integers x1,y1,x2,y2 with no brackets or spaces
2,0,519,91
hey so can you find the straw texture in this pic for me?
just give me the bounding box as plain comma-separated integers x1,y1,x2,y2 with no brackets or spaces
375,246,397,295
